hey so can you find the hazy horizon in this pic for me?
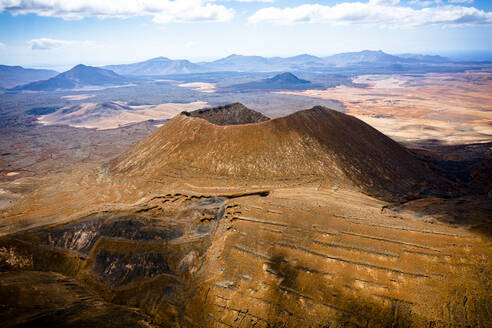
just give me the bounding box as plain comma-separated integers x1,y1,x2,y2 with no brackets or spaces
2,49,491,72
1,0,492,69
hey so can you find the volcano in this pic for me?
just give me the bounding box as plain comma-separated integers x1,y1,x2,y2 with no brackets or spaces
228,72,313,91
110,104,435,201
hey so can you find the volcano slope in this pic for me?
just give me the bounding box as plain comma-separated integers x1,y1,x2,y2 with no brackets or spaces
0,105,490,327
110,105,440,202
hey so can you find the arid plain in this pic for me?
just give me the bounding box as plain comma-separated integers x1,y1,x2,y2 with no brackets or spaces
279,71,492,146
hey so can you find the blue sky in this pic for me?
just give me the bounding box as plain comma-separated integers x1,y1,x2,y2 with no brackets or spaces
0,0,491,69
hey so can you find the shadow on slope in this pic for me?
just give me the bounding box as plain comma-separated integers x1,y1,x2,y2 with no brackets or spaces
110,104,444,202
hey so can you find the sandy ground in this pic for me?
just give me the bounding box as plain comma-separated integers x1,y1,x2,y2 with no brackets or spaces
277,72,492,145
178,82,216,93
353,75,407,89
61,94,95,101
71,84,137,91
38,101,208,130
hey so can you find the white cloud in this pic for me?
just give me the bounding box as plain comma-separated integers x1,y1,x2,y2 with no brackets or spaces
448,0,473,3
236,0,275,2
369,0,400,5
212,0,275,2
0,0,234,23
409,0,443,6
249,1,492,28
28,38,95,50
0,42,5,47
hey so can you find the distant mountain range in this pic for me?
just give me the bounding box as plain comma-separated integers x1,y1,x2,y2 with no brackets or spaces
0,65,58,88
199,54,328,73
228,72,313,91
323,50,402,66
323,50,457,67
3,50,483,91
104,57,202,75
102,50,461,75
11,64,128,91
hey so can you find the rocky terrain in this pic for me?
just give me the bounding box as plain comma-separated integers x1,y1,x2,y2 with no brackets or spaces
181,103,270,126
0,104,490,327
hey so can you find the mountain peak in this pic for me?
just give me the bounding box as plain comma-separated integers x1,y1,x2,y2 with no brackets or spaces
103,56,200,75
228,72,311,91
71,64,89,70
360,49,385,54
291,54,320,59
147,56,171,62
12,64,126,91
267,72,310,84
62,64,121,77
